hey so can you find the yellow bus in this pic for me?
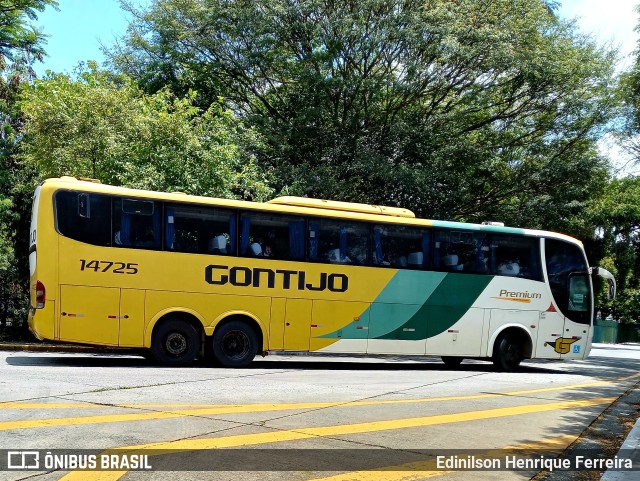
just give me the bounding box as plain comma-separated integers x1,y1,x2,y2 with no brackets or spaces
28,177,616,370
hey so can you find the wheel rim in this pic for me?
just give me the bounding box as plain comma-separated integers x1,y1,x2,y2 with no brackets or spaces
221,330,250,360
165,332,188,356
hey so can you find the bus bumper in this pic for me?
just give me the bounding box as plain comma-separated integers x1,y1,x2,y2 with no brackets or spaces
28,303,55,341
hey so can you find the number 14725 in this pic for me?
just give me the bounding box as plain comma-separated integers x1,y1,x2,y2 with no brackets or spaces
79,259,139,274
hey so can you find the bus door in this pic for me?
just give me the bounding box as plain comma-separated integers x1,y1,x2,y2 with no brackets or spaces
59,286,145,346
559,273,592,359
283,298,312,351
118,288,146,346
59,285,120,345
544,239,592,359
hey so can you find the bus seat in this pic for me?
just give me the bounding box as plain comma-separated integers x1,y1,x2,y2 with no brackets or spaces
327,248,351,264
250,242,263,256
498,262,520,276
327,248,341,263
408,252,423,266
208,235,227,253
443,254,458,266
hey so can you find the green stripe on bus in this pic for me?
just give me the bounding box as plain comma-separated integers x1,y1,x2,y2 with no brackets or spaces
318,270,446,339
319,272,492,341
373,274,492,340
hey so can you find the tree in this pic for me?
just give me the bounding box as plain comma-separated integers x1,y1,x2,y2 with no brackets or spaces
586,177,640,322
0,0,57,328
112,0,617,233
20,64,272,200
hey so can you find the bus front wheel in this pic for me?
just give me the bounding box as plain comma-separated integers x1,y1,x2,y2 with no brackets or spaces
492,332,523,372
212,321,258,368
151,319,200,367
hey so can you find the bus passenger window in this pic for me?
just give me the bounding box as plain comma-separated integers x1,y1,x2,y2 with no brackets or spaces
54,190,111,246
310,219,369,265
239,212,302,261
373,224,430,270
165,203,234,255
490,235,542,281
434,230,488,274
113,199,160,249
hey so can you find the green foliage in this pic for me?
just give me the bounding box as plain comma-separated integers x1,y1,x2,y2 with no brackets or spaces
1,0,57,328
113,0,617,234
612,289,640,325
0,0,56,64
20,64,272,200
584,177,640,322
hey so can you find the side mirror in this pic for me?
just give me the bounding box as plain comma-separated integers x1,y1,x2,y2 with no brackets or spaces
591,267,617,300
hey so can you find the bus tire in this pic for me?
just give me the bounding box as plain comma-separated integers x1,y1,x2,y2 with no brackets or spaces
151,319,200,367
441,356,463,367
492,332,523,372
212,320,258,368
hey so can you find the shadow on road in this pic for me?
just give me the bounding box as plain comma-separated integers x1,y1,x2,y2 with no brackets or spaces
4,352,564,374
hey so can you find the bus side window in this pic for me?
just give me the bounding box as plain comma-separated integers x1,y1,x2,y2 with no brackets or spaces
113,199,160,249
239,212,303,261
54,190,111,247
165,203,234,255
433,230,488,274
490,235,542,281
374,224,430,270
310,219,369,265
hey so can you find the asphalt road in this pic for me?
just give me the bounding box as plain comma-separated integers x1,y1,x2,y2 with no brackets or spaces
0,344,639,481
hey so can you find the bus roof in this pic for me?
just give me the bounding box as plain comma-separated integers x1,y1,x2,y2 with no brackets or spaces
268,196,416,218
41,177,583,246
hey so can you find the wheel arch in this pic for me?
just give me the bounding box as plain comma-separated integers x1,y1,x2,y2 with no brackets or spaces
487,324,534,359
211,312,266,353
211,311,267,352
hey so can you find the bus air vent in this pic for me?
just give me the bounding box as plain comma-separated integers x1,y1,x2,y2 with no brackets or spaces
267,196,415,218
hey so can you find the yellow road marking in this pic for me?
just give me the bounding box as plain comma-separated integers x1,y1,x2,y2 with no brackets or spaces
0,374,633,431
306,434,579,481
59,397,612,481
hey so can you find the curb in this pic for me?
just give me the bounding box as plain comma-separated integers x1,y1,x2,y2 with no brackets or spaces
602,418,640,481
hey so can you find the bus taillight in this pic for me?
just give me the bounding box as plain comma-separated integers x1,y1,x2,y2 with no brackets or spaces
36,281,46,309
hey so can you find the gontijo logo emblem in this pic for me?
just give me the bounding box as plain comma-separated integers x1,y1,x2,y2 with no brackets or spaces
493,289,542,303
545,337,580,354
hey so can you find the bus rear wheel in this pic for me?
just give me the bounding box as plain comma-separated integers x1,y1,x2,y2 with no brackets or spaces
151,319,200,367
212,321,258,368
492,332,523,372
